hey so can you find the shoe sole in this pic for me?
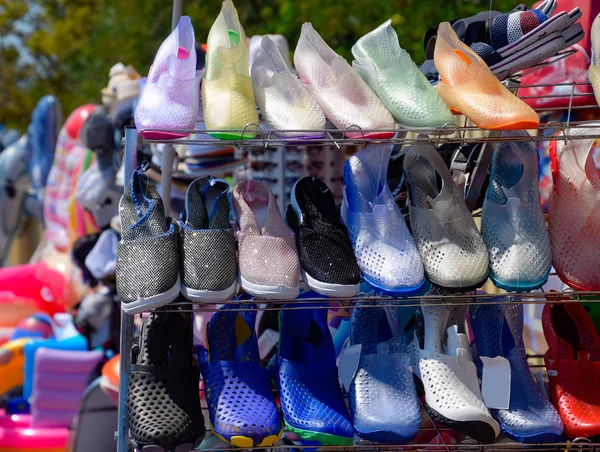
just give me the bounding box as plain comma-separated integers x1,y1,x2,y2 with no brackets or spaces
131,434,204,452
302,270,360,298
181,280,237,303
428,275,488,293
209,421,283,448
207,131,257,140
239,275,299,300
285,422,354,446
122,275,181,314
489,272,549,293
363,274,426,297
424,403,497,444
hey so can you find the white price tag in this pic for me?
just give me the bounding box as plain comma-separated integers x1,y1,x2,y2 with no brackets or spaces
257,329,279,360
338,344,362,391
481,356,511,410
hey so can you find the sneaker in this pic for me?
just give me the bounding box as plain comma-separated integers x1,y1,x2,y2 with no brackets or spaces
549,126,600,291
127,310,205,451
277,302,354,445
349,306,420,444
251,36,326,139
116,163,180,314
352,20,454,129
589,14,600,106
294,23,395,139
434,22,539,130
404,142,488,290
482,132,552,292
542,303,600,439
202,0,258,140
200,304,282,447
179,177,237,302
471,303,564,442
0,136,29,266
341,144,424,295
409,291,500,443
286,177,360,297
232,180,300,299
134,17,201,139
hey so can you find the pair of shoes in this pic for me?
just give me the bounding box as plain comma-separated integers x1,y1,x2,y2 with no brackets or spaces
116,164,237,313
348,305,420,443
342,144,425,295
409,291,500,443
543,303,600,439
471,303,564,442
128,309,206,451
286,177,361,297
135,16,201,139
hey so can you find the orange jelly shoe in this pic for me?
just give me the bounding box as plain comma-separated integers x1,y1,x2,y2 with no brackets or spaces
434,22,539,131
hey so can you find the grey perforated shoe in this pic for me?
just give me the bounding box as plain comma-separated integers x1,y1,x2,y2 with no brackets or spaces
116,163,180,314
179,177,237,302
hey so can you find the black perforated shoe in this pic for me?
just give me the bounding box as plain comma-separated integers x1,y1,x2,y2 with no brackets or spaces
286,177,361,297
127,308,205,451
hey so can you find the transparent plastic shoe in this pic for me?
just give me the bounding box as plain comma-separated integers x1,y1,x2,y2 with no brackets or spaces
352,20,454,130
202,0,258,140
482,132,552,292
341,144,424,295
134,16,201,139
294,23,395,139
251,36,326,139
588,14,600,106
471,303,564,443
549,125,600,290
349,306,420,443
404,142,488,290
434,22,539,130
408,290,500,443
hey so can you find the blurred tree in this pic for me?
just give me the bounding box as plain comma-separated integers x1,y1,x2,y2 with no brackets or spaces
0,0,532,130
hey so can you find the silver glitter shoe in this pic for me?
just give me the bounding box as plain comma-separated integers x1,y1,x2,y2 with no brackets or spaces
116,163,180,314
179,177,237,302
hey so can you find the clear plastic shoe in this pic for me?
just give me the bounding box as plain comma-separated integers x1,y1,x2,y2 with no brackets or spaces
294,23,395,139
251,36,326,139
434,22,539,130
471,303,564,443
349,306,420,443
549,126,600,290
404,142,488,290
409,290,500,443
134,16,201,139
341,144,424,295
352,20,454,130
482,132,551,292
588,14,600,106
203,0,258,140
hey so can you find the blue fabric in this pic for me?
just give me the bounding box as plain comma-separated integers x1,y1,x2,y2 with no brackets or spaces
532,9,547,24
491,14,510,50
471,42,503,66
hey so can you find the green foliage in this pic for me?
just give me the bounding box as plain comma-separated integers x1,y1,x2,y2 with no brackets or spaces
0,0,532,130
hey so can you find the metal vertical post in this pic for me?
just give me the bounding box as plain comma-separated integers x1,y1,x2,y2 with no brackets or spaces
116,127,138,452
172,0,183,29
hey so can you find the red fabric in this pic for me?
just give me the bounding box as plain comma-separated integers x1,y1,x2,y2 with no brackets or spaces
520,11,541,36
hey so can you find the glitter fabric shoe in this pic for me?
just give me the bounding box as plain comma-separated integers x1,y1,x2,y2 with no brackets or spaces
589,14,600,106
341,144,424,295
232,180,300,299
294,23,395,139
434,22,539,130
127,310,205,452
251,36,326,139
179,177,237,302
134,16,201,139
542,303,600,439
404,142,488,291
116,163,180,314
201,304,283,447
471,303,564,442
352,20,454,130
286,177,361,297
278,304,354,445
482,132,552,292
409,292,500,443
202,0,258,140
349,306,420,444
549,126,600,291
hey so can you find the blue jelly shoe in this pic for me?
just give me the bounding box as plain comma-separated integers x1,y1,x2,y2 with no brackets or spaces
471,303,564,443
200,304,283,448
277,303,354,445
349,306,420,443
